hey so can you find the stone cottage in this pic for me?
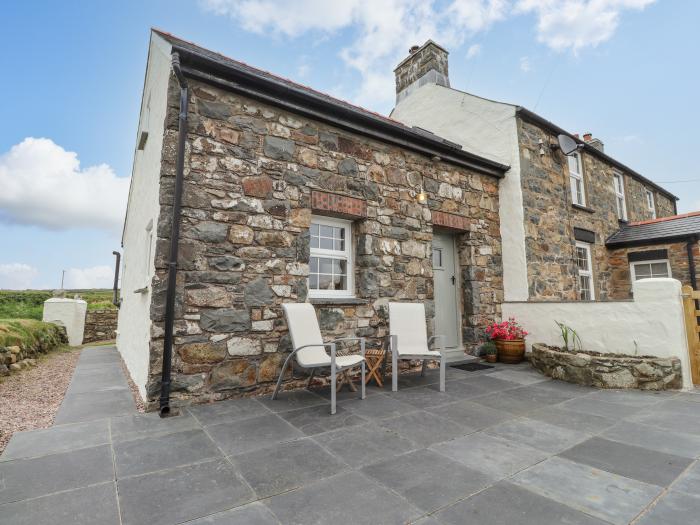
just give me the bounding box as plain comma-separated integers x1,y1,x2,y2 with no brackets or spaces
117,31,508,411
391,41,684,302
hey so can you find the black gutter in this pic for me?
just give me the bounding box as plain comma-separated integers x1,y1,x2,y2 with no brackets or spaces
516,107,678,203
111,251,121,308
159,52,188,418
688,235,698,290
169,43,509,178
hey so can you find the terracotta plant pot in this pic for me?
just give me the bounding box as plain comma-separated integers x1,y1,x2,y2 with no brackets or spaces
485,354,497,363
495,339,525,364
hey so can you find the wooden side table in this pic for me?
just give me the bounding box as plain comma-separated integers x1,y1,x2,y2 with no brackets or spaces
364,348,386,387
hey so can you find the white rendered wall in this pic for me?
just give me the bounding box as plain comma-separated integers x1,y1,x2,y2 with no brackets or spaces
391,85,529,300
503,278,693,389
42,298,88,346
116,32,172,400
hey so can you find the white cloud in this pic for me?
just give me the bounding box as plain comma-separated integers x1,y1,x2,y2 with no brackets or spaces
0,138,129,234
0,263,38,290
63,265,114,289
519,56,531,72
466,43,482,59
200,0,655,105
516,0,656,53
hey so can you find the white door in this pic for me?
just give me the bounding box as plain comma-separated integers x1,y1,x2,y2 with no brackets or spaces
432,232,460,349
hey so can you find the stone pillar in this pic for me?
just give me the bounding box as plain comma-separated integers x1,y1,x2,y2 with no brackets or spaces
42,298,88,346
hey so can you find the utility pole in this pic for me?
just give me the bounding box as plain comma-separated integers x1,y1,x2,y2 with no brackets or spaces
60,270,65,290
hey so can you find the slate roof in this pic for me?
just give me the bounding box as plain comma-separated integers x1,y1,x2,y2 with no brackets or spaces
152,29,509,178
606,211,700,247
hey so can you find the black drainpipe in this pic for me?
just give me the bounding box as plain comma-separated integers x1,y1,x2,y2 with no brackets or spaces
159,52,188,417
111,251,121,308
687,235,698,290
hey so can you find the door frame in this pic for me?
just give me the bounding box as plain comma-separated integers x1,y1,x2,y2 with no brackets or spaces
432,229,464,350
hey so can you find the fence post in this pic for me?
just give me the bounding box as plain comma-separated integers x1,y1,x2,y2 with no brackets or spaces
682,285,700,385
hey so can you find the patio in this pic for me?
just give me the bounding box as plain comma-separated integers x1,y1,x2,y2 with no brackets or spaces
1,346,699,524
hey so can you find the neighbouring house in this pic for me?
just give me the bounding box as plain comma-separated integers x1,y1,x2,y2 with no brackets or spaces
117,31,508,410
390,41,686,302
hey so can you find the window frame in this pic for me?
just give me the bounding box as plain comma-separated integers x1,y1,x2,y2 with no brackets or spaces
645,189,656,219
568,152,586,207
575,241,595,301
629,259,671,282
308,216,354,299
612,171,627,221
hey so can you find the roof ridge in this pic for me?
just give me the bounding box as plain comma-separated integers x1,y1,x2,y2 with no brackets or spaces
628,210,700,227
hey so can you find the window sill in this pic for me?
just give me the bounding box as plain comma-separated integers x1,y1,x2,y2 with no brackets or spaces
309,297,368,306
572,203,595,214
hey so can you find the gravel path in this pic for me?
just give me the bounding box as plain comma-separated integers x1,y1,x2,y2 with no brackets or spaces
0,347,82,454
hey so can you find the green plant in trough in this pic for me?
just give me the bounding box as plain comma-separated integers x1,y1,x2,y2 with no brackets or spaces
555,321,582,352
481,341,497,356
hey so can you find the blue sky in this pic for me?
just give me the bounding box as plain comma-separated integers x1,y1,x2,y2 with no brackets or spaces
1,0,698,289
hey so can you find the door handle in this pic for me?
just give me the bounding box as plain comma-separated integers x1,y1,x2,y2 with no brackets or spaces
451,275,456,285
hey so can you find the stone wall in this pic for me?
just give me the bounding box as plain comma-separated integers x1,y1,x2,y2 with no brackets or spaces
83,309,118,343
608,240,700,299
517,116,676,301
144,76,503,407
0,322,67,376
530,343,682,390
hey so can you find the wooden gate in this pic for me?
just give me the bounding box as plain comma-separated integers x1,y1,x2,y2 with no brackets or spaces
682,285,700,385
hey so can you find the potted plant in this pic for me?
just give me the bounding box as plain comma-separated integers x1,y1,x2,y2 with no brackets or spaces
484,318,528,364
481,341,497,363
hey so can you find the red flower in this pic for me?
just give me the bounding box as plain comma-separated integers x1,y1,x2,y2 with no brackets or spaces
484,317,528,341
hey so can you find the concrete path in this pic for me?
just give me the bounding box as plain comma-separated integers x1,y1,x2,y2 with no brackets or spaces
1,346,699,524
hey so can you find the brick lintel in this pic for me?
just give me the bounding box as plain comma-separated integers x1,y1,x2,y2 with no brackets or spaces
311,191,367,219
432,210,470,231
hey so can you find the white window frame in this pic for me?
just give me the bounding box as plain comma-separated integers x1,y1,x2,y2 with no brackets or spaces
308,216,354,298
568,152,586,206
612,171,627,221
630,259,671,281
575,241,595,301
646,190,656,219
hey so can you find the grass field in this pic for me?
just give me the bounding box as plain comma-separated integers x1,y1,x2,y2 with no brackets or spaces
0,290,116,320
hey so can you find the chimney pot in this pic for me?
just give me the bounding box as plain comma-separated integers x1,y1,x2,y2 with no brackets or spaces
583,133,593,141
409,45,420,54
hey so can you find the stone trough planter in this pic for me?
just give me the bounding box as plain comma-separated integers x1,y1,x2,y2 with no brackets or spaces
530,343,682,390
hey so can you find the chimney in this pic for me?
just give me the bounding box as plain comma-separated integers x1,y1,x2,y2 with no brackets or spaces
394,40,450,103
583,132,604,152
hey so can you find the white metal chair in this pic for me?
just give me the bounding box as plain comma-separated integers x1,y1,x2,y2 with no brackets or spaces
273,303,366,414
388,302,446,392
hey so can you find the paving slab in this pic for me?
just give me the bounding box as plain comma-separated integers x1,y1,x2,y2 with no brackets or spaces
601,420,700,459
118,458,254,525
511,456,663,525
430,432,549,479
560,437,693,487
187,502,281,524
434,480,608,525
339,392,418,419
264,471,422,525
378,410,471,447
54,389,135,424
558,396,647,420
431,399,514,431
1,419,110,461
0,482,120,525
313,423,418,467
113,428,221,477
110,411,201,443
669,460,700,495
636,490,700,524
257,390,327,412
277,404,367,435
485,417,590,454
625,409,700,435
526,406,617,434
583,389,673,407
361,450,495,513
486,368,550,385
231,438,347,498
385,385,461,409
0,444,114,505
187,397,271,427
205,414,303,456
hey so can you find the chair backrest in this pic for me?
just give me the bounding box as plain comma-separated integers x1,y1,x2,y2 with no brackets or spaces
282,303,328,366
388,302,429,355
